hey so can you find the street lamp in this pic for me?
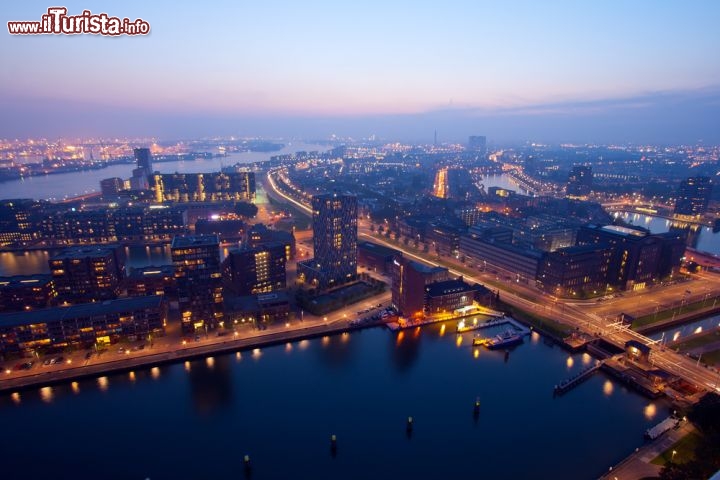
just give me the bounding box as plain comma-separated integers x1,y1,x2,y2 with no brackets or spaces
671,450,677,462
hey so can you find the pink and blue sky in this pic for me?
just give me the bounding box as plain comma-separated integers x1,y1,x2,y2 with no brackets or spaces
1,0,719,142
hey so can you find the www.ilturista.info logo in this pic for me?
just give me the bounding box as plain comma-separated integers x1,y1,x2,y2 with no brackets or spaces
8,7,150,36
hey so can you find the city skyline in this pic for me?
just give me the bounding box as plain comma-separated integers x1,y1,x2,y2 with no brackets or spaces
2,1,720,142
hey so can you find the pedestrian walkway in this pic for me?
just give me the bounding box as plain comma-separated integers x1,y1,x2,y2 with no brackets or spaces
599,422,695,480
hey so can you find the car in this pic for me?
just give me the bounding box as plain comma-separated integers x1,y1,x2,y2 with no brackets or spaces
118,348,126,354
21,362,34,370
194,335,201,342
376,303,382,307
54,356,64,364
43,358,53,366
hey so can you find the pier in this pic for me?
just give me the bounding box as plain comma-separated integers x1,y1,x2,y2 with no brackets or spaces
457,316,531,336
553,361,603,395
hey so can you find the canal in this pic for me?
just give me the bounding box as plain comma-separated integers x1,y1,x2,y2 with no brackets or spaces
0,324,669,480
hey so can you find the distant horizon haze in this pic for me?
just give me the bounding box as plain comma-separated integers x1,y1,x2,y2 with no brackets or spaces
2,1,719,143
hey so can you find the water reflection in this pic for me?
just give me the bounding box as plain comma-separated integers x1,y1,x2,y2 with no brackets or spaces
11,392,20,405
129,371,136,382
151,367,160,379
390,329,421,373
582,353,592,365
187,355,233,415
603,380,614,397
40,386,53,403
71,381,80,394
315,333,355,369
644,403,657,420
566,356,574,369
97,376,109,391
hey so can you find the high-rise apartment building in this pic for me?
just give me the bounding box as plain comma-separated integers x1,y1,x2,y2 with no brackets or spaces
566,166,593,198
171,235,223,333
297,193,357,289
674,176,712,218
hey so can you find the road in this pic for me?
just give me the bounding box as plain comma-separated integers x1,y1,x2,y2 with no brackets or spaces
264,167,720,394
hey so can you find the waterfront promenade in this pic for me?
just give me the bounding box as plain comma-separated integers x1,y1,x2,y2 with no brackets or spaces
0,310,385,395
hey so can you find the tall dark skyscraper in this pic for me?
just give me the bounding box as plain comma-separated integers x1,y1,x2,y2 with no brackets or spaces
134,148,153,174
298,193,357,289
468,135,487,154
674,176,712,217
566,165,593,197
171,235,223,334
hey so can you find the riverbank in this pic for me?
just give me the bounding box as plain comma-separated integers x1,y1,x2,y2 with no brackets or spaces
0,319,381,395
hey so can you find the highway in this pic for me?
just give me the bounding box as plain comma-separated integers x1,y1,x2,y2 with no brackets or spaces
264,167,720,394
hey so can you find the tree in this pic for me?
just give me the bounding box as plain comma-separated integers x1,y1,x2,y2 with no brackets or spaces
234,202,258,218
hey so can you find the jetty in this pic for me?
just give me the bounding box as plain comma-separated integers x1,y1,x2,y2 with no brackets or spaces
553,361,603,395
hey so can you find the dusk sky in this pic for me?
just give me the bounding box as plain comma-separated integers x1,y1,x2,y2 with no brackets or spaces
2,1,719,143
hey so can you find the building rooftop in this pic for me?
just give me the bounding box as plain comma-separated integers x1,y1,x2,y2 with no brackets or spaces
171,234,220,249
0,295,163,327
358,241,400,258
425,278,477,297
126,265,175,279
0,274,52,289
51,245,120,260
600,225,647,237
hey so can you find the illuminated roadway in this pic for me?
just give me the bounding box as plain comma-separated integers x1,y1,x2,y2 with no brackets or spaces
264,167,720,393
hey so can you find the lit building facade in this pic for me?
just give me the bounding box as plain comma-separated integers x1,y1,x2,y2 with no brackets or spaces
566,165,593,198
0,295,166,355
674,176,712,218
49,245,126,304
391,255,449,317
222,242,287,296
171,235,223,333
151,172,255,203
297,193,357,289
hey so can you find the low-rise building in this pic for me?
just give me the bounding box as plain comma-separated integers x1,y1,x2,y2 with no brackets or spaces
0,295,166,355
0,274,56,312
358,241,401,274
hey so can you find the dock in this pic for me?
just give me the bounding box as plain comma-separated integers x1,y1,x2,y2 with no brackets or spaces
553,361,603,395
645,416,680,440
457,316,531,336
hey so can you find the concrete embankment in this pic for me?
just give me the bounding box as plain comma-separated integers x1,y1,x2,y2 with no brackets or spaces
0,321,380,395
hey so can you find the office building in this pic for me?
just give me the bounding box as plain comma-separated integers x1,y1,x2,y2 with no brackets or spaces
222,243,287,296
134,147,153,175
358,241,401,274
536,244,613,297
0,295,166,355
297,193,357,289
424,278,493,315
171,235,223,333
576,224,682,291
674,176,712,218
49,245,125,304
100,177,125,197
391,256,449,317
566,166,593,198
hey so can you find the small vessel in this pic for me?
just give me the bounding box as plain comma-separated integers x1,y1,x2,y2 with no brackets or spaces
486,330,523,350
472,336,489,346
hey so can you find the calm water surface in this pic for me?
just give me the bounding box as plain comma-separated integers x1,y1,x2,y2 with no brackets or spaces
0,324,668,480
2,143,328,201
